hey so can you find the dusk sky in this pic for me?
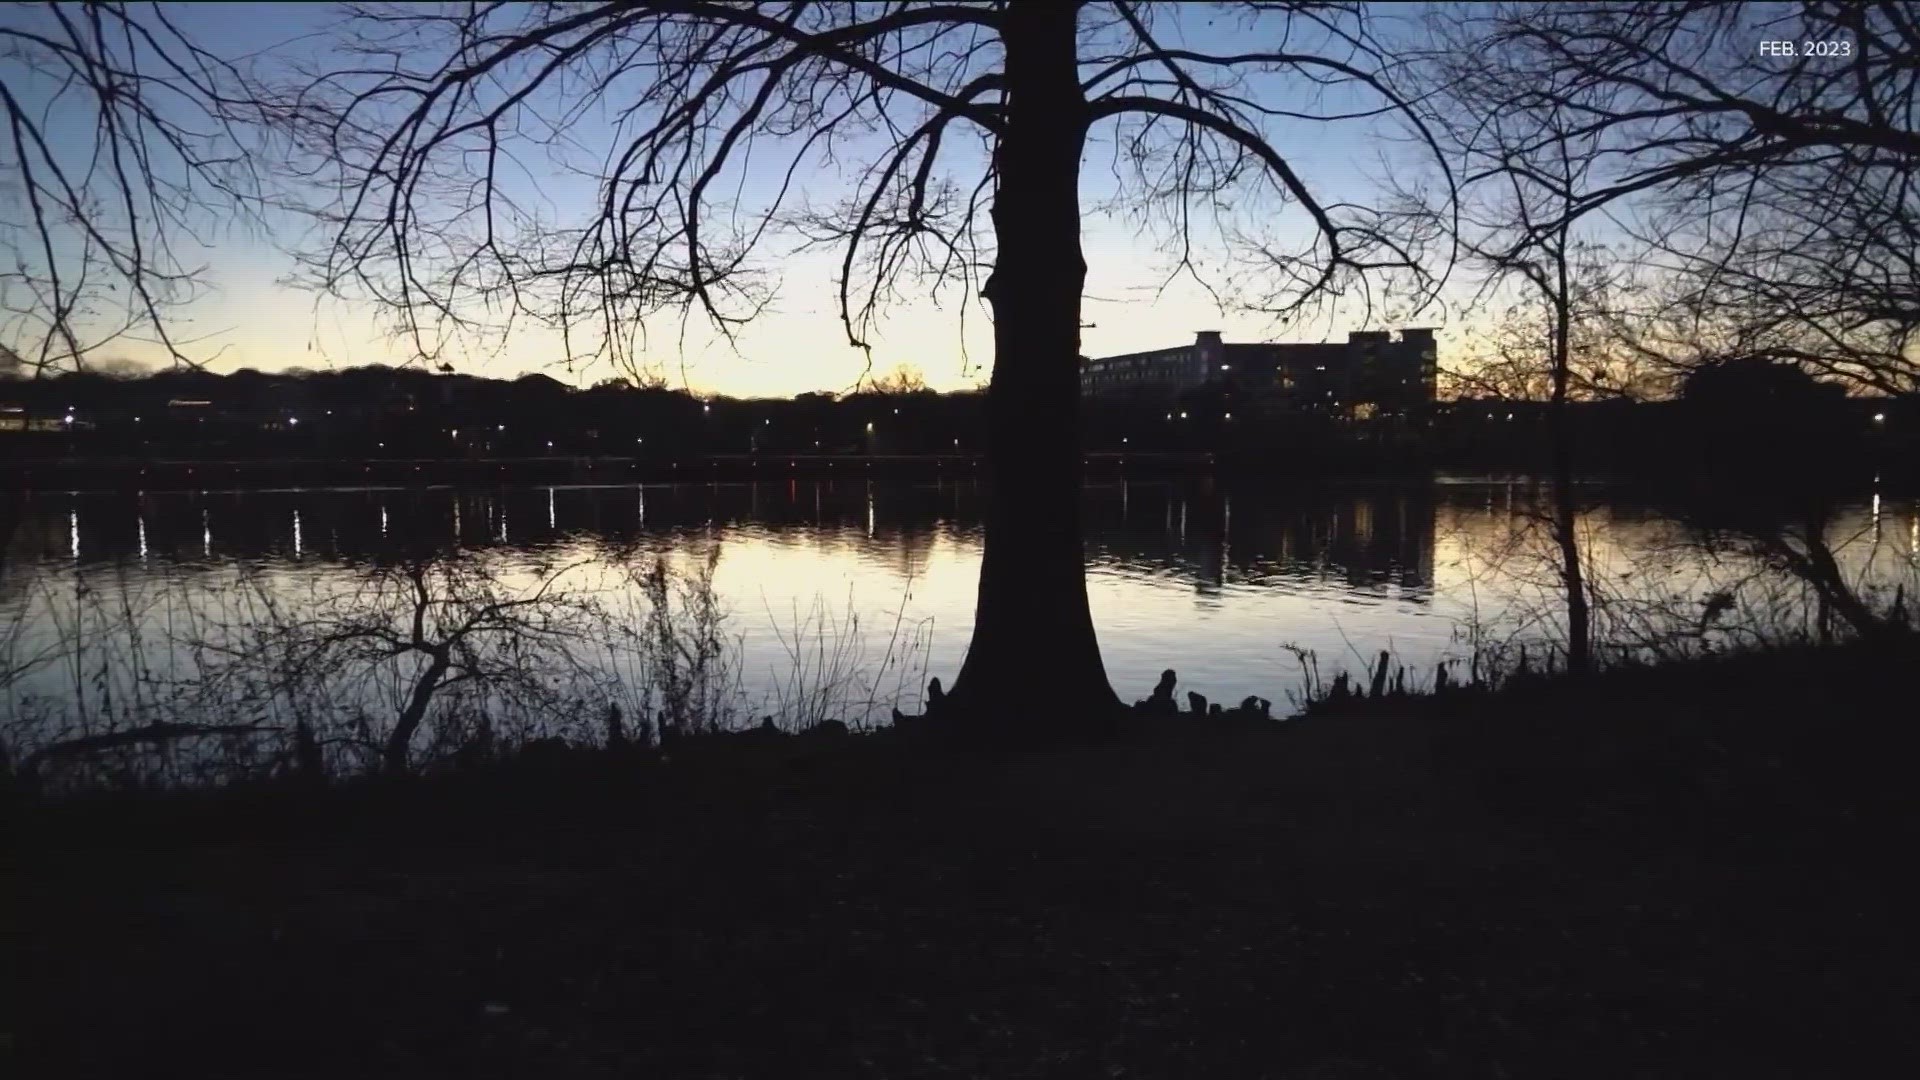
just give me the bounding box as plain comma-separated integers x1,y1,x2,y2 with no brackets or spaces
8,2,1460,394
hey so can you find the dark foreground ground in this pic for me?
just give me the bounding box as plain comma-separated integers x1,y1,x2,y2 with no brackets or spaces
10,642,1919,1078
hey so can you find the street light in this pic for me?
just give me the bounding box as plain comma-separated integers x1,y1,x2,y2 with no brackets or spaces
1873,412,1887,423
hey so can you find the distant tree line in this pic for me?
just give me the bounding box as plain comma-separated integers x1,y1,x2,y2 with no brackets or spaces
3,360,1909,482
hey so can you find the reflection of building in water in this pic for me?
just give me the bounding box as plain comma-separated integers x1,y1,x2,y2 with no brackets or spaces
1084,483,1437,596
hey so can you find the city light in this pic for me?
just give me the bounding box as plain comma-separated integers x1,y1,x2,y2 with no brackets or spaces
1873,412,1887,423
289,416,299,426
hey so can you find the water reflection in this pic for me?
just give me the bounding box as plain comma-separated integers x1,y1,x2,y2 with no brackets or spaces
3,480,1914,727
1083,483,1435,599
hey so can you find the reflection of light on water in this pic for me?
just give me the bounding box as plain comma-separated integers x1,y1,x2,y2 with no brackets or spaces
293,510,304,558
380,506,388,538
548,487,557,530
1222,495,1232,577
637,486,646,528
453,498,461,541
18,484,1913,763
867,487,875,538
202,509,211,557
69,510,79,560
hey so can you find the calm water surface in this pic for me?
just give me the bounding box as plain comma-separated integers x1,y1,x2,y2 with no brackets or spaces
4,478,1916,750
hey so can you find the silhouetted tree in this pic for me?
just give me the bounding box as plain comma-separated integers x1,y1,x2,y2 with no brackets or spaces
1668,356,1903,639
1399,14,1636,672
277,2,1447,733
861,363,931,396
0,1,269,373
255,550,602,775
1462,1,1920,395
1678,355,1856,477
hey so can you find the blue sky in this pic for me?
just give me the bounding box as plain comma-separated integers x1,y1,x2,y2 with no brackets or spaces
6,2,1458,393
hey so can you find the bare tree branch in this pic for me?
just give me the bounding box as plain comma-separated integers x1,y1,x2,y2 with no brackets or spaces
0,1,270,374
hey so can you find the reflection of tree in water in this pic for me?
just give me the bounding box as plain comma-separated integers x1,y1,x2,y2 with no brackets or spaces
14,482,1915,676
1678,494,1915,645
1432,483,1917,664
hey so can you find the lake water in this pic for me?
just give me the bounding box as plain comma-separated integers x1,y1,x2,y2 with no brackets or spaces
3,478,1915,777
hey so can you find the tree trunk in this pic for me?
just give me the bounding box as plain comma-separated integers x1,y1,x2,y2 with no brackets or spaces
384,649,451,775
1548,243,1591,674
941,2,1121,736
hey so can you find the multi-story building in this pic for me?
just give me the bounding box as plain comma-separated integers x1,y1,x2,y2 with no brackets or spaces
1080,328,1438,418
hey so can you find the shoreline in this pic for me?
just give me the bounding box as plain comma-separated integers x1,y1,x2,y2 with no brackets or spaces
3,451,1197,492
5,452,1912,497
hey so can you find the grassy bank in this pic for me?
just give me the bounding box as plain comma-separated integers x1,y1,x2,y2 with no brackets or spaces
11,639,1919,1077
